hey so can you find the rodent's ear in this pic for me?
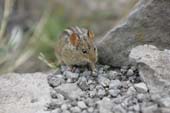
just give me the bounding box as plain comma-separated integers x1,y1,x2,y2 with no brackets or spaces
87,30,94,42
70,32,79,46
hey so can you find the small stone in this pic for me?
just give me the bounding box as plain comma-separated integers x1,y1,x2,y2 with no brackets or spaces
62,110,70,113
77,77,89,91
61,104,68,110
127,86,136,95
51,108,62,113
66,78,73,83
82,71,91,76
97,89,106,97
159,97,170,107
109,80,121,89
108,71,119,80
133,104,140,112
98,97,113,113
142,104,158,113
89,84,96,90
112,105,126,113
48,74,65,87
55,83,84,100
85,98,95,107
77,101,87,109
71,100,77,106
64,71,79,81
134,82,148,93
96,85,104,90
82,110,88,113
87,107,94,113
137,93,146,102
98,76,110,87
109,89,120,97
126,69,134,76
47,99,64,110
70,106,81,113
89,90,96,98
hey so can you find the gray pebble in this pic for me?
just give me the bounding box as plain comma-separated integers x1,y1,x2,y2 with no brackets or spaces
70,106,81,113
108,70,119,80
85,98,95,107
88,107,94,113
89,90,96,98
48,74,65,87
98,76,110,87
82,110,88,113
133,104,140,112
112,105,126,113
66,78,73,83
82,71,91,76
51,108,62,113
64,71,79,81
159,97,170,107
61,104,68,110
127,86,136,95
109,80,121,89
134,82,148,93
142,104,158,113
126,69,134,76
77,101,87,109
77,77,89,91
97,89,106,97
109,89,120,97
62,110,70,113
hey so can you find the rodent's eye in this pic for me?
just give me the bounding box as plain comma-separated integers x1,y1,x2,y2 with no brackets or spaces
82,49,87,54
94,47,96,51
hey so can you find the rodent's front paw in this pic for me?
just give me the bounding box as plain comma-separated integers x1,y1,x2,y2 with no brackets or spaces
91,69,98,76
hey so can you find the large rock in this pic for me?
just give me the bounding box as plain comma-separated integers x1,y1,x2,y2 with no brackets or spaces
97,0,170,66
129,45,170,108
54,83,84,100
0,73,51,113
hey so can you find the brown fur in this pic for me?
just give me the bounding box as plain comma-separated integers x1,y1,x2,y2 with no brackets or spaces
55,26,98,72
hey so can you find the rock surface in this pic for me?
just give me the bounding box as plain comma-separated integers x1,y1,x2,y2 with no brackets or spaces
129,45,170,110
97,0,170,66
54,83,84,100
47,65,159,113
0,73,51,113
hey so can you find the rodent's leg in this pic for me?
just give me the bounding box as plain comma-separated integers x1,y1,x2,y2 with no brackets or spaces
89,63,96,72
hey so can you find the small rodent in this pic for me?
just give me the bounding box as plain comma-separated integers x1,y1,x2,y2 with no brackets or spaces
55,26,98,73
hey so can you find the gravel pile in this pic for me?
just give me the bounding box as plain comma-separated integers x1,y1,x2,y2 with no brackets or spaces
46,65,157,113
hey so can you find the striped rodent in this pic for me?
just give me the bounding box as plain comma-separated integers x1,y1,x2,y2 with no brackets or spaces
55,26,98,73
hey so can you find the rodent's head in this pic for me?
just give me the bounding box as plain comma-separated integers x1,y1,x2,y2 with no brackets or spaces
69,29,98,64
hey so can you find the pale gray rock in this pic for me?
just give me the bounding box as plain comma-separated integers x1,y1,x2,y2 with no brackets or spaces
48,74,65,87
142,104,158,113
109,80,122,89
108,70,119,80
54,83,84,100
98,76,110,87
98,97,113,113
109,89,120,97
0,73,51,113
97,0,170,66
64,71,79,80
158,97,170,108
129,45,170,101
126,69,134,76
127,86,136,95
134,82,148,93
61,104,68,110
77,101,87,109
70,106,81,113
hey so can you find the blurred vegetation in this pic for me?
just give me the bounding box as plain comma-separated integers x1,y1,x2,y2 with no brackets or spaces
0,0,138,74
